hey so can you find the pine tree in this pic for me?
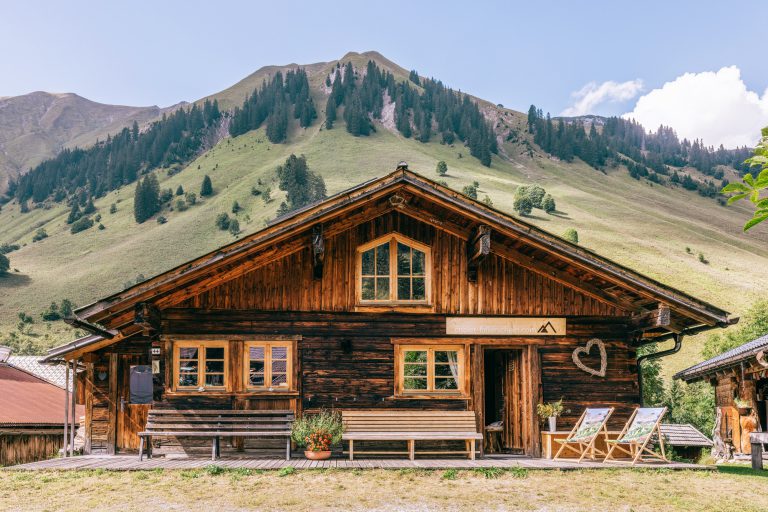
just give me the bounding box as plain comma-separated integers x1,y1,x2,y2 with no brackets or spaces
200,175,213,197
325,94,336,129
67,203,82,224
0,253,9,275
276,154,327,215
175,185,184,196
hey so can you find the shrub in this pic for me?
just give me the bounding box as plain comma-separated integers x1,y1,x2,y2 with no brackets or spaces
94,213,102,222
482,195,493,207
215,213,231,230
0,253,9,275
462,184,478,199
32,229,48,242
156,216,167,224
228,219,240,235
542,194,556,214
98,223,105,230
70,217,94,234
185,192,197,205
436,161,448,176
562,228,579,244
175,199,188,212
698,252,709,264
251,187,262,197
442,469,458,480
513,195,533,216
175,185,184,196
262,187,272,203
291,409,344,451
109,203,117,214
1,243,20,254
232,201,241,214
278,467,295,477
41,302,61,321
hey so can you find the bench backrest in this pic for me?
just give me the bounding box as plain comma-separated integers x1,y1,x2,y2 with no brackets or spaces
145,409,294,433
342,410,478,433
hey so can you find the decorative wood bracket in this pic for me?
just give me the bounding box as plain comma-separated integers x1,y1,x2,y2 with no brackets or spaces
311,224,325,280
630,305,671,333
467,225,491,283
134,302,161,336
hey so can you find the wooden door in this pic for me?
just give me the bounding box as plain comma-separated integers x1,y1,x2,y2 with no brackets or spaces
116,354,151,452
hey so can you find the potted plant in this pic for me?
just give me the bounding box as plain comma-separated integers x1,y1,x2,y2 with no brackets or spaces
291,409,344,460
537,399,564,432
734,397,752,416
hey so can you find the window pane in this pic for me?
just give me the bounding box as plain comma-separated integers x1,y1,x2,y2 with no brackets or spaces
178,372,197,387
404,350,427,363
435,364,454,377
404,377,427,390
179,360,198,373
435,377,458,390
412,249,425,275
375,243,389,275
179,347,198,359
272,373,287,386
397,242,410,275
435,351,457,363
205,373,225,387
397,277,411,300
361,277,375,300
375,277,389,300
205,360,224,373
412,278,425,300
249,346,265,360
361,248,375,275
206,347,224,360
248,360,265,386
272,360,287,373
404,364,427,377
249,360,265,373
272,346,288,360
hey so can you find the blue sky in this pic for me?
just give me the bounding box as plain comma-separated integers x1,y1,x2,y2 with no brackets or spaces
1,0,766,146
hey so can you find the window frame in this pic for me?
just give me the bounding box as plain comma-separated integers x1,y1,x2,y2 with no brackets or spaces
243,340,295,392
394,343,468,398
356,233,432,305
172,340,229,392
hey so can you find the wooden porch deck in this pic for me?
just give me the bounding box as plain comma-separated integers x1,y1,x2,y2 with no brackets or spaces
7,455,711,471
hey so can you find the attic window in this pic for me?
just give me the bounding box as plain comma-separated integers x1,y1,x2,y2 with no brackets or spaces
357,234,431,304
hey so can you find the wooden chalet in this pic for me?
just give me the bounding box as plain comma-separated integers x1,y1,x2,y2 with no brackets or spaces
675,333,768,459
43,166,734,459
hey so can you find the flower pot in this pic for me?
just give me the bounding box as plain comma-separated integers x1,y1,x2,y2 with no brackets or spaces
304,450,332,460
548,416,557,432
737,406,752,416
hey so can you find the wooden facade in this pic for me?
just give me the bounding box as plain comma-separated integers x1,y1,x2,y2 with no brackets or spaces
47,168,732,459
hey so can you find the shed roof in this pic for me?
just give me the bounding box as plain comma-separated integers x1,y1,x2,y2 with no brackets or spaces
0,363,83,427
7,356,71,390
674,334,768,382
659,424,713,447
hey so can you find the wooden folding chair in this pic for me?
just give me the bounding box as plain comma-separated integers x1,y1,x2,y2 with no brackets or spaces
553,407,614,462
604,407,668,465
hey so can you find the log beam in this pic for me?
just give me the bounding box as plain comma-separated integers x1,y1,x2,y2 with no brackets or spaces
134,302,161,336
467,225,491,283
630,305,671,332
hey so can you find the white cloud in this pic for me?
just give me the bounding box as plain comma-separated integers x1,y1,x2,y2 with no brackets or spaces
623,66,768,148
561,79,643,116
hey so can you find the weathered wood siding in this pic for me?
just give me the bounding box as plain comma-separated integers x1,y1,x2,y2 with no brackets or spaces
0,430,64,466
179,212,623,317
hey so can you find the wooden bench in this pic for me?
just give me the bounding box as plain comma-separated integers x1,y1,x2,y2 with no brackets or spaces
138,409,294,461
341,410,483,460
750,432,768,470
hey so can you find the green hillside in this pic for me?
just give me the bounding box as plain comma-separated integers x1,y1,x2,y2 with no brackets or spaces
0,52,765,378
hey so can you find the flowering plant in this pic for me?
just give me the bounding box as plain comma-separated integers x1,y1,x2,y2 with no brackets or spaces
305,430,333,451
291,409,344,451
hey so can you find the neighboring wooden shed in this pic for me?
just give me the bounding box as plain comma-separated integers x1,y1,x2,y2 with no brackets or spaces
675,334,768,457
0,355,84,466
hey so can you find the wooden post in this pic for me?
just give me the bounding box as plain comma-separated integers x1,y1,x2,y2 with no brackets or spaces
408,439,415,461
107,353,118,455
70,358,78,456
63,360,70,457
349,439,354,461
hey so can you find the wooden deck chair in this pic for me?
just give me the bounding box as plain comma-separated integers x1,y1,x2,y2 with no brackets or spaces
604,407,668,465
553,407,614,462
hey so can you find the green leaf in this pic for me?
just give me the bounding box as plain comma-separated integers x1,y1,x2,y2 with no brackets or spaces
744,174,755,186
727,193,748,204
744,213,768,231
751,190,761,203
758,168,768,181
721,183,749,193
756,199,768,209
747,155,768,165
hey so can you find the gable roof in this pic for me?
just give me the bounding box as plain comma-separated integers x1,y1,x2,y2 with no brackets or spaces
7,356,72,390
46,168,732,360
0,363,83,426
674,333,768,382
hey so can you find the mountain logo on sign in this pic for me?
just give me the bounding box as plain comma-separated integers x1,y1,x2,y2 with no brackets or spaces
537,321,558,334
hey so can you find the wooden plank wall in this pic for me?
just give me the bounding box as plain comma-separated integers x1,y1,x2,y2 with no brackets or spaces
179,212,623,317
0,430,64,466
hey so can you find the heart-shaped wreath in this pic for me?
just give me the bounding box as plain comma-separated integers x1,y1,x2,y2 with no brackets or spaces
572,338,607,377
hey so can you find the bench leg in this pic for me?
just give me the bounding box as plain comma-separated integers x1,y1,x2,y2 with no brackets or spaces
349,440,354,461
408,440,415,461
470,440,476,461
211,437,219,461
138,437,144,461
147,436,152,459
752,441,764,470
286,438,291,461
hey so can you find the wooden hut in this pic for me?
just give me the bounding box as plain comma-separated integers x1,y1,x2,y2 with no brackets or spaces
0,352,84,466
42,167,734,458
675,333,768,458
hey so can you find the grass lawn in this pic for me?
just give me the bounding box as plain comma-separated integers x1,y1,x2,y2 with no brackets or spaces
1,466,766,511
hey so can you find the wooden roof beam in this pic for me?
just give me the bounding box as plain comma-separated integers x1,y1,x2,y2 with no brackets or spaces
467,225,491,283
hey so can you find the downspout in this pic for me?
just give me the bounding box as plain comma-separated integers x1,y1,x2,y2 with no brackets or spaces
637,333,683,406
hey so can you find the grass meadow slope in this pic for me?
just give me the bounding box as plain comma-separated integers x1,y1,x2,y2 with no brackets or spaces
0,52,766,378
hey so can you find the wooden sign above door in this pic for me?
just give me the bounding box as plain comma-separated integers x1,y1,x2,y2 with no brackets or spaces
445,317,566,336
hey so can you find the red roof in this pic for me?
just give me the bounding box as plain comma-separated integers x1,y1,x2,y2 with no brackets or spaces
0,363,83,426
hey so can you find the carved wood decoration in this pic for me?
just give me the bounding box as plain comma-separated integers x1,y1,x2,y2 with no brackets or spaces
756,350,768,368
311,224,325,280
467,225,491,283
134,302,161,336
572,338,607,377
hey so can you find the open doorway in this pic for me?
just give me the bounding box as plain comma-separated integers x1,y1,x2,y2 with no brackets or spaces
483,349,524,454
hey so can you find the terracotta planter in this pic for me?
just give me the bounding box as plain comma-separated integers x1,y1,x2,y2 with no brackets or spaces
304,450,332,460
737,406,752,416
